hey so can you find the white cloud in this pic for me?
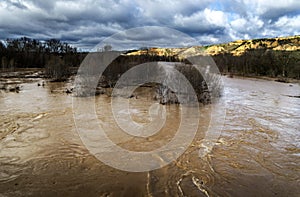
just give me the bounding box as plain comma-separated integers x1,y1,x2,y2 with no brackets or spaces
173,8,227,34
230,18,247,31
195,34,221,45
274,15,300,35
203,8,227,27
234,0,300,22
247,0,300,15
228,15,264,41
275,15,300,29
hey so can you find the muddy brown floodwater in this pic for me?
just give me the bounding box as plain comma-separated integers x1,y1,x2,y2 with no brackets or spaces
0,75,299,197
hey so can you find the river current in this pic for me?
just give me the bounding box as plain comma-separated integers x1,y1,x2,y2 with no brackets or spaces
0,74,299,196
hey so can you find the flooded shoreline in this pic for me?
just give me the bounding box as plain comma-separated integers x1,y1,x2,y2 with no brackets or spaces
0,73,299,196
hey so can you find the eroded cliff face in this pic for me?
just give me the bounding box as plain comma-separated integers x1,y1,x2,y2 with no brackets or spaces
126,35,300,57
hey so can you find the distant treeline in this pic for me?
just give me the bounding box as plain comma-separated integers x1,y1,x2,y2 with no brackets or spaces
213,49,300,79
107,50,300,80
0,37,86,69
1,37,299,79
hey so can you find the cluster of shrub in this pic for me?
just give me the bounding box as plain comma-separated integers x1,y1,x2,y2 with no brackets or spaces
213,49,300,79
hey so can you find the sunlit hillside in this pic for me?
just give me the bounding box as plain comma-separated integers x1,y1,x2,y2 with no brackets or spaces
126,35,300,57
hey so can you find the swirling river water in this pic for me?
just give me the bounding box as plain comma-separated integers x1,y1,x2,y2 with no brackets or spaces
0,74,299,196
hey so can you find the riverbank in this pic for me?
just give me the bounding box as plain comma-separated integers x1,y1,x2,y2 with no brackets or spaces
223,73,300,84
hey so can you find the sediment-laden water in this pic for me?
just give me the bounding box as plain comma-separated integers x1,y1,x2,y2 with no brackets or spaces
0,74,299,196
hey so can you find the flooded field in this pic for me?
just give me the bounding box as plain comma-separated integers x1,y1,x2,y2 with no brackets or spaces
0,73,299,196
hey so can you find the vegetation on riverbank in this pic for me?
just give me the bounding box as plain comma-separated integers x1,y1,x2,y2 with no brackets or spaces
0,37,86,80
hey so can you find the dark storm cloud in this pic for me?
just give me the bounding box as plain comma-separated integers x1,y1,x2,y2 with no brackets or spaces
3,0,28,9
97,26,200,51
0,0,299,50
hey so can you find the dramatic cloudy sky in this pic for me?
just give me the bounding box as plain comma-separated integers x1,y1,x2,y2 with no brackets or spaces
0,0,299,50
